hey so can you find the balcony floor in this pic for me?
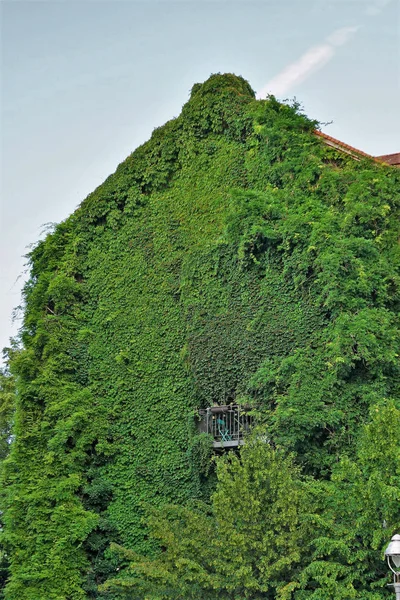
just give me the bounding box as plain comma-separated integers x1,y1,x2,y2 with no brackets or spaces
213,439,245,448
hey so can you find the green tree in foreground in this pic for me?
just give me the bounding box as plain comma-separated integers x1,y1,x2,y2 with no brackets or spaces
102,437,312,600
0,367,15,599
103,402,400,600
0,368,15,462
297,400,400,599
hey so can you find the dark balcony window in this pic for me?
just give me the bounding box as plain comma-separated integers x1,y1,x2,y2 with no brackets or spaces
197,405,253,448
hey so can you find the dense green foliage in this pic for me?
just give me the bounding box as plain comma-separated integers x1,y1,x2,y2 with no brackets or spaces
0,368,15,598
104,438,309,600
0,368,15,463
1,73,399,598
103,405,400,599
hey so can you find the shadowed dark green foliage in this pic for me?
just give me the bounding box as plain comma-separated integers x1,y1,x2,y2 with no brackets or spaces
1,73,399,599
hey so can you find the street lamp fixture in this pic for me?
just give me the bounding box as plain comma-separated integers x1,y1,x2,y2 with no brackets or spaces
385,534,400,599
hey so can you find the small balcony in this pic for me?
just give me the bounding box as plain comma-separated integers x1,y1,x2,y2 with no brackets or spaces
197,405,253,448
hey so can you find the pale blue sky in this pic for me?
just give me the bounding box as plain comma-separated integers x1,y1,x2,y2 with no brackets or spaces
1,0,399,360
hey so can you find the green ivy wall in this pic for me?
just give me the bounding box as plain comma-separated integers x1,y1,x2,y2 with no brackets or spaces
2,74,399,599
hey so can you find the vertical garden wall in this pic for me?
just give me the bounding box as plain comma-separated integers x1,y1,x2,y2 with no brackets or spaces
1,74,399,599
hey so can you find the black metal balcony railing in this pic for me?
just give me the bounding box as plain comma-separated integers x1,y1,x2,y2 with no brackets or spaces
197,405,253,448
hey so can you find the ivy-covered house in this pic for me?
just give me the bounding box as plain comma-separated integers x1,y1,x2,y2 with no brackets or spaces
1,73,399,600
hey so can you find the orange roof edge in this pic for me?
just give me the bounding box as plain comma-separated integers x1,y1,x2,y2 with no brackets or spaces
314,130,383,163
314,130,400,167
375,152,400,166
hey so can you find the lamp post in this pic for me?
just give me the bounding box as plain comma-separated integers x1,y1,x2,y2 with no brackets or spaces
385,534,400,599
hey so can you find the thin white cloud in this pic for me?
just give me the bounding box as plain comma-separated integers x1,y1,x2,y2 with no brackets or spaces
257,0,393,99
326,25,360,46
365,0,392,16
257,25,360,99
257,44,334,99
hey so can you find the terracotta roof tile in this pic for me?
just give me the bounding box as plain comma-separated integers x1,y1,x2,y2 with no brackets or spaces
375,153,400,166
314,130,399,167
314,130,378,161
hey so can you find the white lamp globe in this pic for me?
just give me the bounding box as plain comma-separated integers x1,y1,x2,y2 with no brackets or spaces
385,534,400,569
